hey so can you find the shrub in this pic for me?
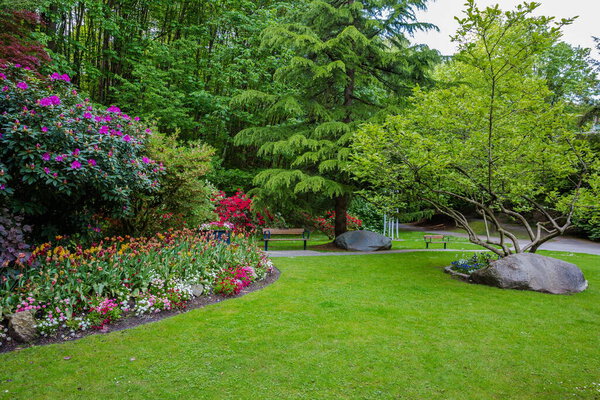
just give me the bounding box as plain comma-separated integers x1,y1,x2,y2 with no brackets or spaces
0,10,51,71
450,253,495,274
121,132,216,235
0,64,164,238
214,190,265,234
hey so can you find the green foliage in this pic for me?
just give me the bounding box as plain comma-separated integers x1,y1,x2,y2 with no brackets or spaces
123,132,216,235
233,0,439,235
351,1,598,255
348,197,383,233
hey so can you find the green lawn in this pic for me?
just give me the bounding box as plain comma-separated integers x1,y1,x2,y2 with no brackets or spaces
1,251,599,399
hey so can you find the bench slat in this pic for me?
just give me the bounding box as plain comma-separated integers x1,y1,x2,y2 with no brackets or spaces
263,228,305,235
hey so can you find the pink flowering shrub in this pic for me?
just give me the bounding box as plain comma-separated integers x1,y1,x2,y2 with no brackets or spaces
213,190,265,234
0,64,165,238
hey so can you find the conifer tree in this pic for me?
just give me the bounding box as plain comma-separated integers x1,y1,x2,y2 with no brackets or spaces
233,0,439,236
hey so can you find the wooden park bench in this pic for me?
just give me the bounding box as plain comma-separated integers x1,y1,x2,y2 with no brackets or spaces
424,234,450,249
263,228,311,251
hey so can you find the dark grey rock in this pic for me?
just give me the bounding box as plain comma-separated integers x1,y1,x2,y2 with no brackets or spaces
8,310,38,342
334,230,392,252
471,253,588,294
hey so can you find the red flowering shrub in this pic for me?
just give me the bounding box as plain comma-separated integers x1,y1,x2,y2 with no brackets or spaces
306,211,363,239
213,190,265,234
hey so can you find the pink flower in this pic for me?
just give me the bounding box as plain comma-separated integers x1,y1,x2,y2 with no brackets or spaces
38,96,61,107
55,155,65,162
41,126,48,132
42,153,51,161
50,72,71,82
44,167,51,174
134,116,140,121
142,157,150,164
0,73,6,80
70,160,82,169
87,159,96,166
72,148,80,156
106,105,121,113
83,112,93,119
99,125,109,134
2,86,8,92
16,82,28,90
123,135,132,142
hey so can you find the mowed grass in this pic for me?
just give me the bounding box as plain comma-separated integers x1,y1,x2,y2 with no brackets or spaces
1,251,599,399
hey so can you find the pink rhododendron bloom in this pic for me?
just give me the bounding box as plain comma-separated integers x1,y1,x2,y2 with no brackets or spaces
83,112,92,119
72,148,80,156
70,160,82,169
2,86,8,91
42,153,51,161
142,157,150,164
87,159,96,166
123,135,132,142
145,128,151,133
41,126,48,132
44,167,51,174
134,116,140,121
16,82,28,90
55,155,65,162
99,126,109,134
106,105,121,113
49,73,71,82
38,96,61,107
94,116,103,122
0,73,6,80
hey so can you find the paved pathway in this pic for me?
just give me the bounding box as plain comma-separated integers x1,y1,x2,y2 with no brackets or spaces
397,224,600,256
267,248,484,258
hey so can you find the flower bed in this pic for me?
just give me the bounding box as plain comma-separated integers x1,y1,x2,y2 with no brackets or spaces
0,228,273,347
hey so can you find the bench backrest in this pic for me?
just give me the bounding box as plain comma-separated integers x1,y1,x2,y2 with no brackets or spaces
263,228,306,235
424,234,445,241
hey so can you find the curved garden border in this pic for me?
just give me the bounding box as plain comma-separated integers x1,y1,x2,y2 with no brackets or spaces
1,267,281,354
443,265,471,282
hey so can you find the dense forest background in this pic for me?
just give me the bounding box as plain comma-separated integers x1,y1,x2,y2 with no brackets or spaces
0,0,599,238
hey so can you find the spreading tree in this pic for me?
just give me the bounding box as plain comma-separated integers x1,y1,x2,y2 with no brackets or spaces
232,0,439,236
351,1,598,256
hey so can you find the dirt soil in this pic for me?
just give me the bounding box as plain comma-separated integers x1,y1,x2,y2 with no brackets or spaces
1,268,280,354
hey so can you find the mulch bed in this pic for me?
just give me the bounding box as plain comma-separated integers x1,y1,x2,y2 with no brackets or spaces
1,267,280,354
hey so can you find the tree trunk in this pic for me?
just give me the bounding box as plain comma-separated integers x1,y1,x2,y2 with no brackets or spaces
334,195,349,237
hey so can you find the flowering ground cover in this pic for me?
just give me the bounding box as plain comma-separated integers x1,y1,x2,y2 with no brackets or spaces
0,229,273,348
0,251,598,399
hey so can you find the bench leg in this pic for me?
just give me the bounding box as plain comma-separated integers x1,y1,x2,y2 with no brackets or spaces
426,242,429,249
264,240,268,251
444,243,447,249
304,240,307,250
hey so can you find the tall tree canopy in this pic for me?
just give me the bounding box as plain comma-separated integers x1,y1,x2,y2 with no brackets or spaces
351,1,598,255
233,0,439,236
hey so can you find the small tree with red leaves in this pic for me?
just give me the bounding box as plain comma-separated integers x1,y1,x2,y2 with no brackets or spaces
0,10,51,71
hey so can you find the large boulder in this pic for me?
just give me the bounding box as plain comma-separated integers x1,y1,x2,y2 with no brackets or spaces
334,230,392,252
8,310,38,342
471,253,588,294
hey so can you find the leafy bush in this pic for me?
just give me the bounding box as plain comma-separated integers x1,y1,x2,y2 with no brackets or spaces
0,63,164,238
0,228,273,342
0,208,32,268
214,190,265,234
450,253,495,274
121,132,216,235
349,197,383,233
